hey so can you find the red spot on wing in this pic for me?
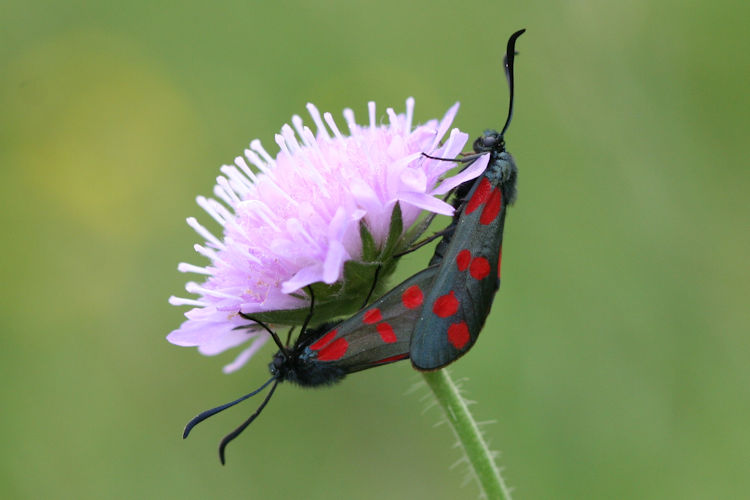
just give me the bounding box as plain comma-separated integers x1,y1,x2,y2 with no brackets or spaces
433,291,459,318
479,188,502,225
316,338,349,361
465,178,492,215
376,322,397,343
447,322,470,350
497,246,503,278
363,308,382,324
309,330,337,351
456,249,471,271
401,285,424,309
469,256,491,280
370,353,409,365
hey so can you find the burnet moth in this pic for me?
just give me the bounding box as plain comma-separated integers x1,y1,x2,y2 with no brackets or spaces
183,265,439,464
410,29,525,371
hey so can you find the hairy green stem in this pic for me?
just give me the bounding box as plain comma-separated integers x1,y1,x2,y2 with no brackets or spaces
422,369,511,500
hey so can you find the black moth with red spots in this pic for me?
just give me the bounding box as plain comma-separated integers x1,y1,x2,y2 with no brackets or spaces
183,265,438,464
410,29,524,371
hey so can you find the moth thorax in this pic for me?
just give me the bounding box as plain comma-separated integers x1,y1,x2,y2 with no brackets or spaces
490,152,518,206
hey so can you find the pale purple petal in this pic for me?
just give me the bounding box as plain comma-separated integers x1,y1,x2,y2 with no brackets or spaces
222,336,270,374
197,330,258,356
397,192,456,216
431,130,471,171
432,153,490,195
167,309,255,355
323,240,348,284
281,264,325,294
428,102,460,151
349,179,383,215
399,168,428,193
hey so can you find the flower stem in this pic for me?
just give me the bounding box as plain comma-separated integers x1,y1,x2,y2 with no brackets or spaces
422,369,512,500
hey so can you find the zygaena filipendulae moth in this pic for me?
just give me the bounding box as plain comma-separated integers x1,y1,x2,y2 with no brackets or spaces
410,29,525,371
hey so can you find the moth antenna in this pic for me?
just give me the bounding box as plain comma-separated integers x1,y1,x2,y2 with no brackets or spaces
299,285,315,334
219,379,280,465
183,376,276,439
499,28,525,139
421,151,484,164
393,225,455,258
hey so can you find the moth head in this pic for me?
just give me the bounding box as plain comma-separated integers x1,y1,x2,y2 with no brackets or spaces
473,130,505,153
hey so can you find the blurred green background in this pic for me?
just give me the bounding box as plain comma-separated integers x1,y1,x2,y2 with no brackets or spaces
2,0,748,498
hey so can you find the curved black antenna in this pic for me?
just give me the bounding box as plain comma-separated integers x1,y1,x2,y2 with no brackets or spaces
499,28,526,139
239,313,288,355
183,376,276,439
219,379,280,465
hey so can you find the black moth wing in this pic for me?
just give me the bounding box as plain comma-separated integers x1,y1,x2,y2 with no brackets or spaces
296,265,440,376
410,151,517,370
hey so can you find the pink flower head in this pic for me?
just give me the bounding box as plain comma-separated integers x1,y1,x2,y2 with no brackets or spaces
168,98,489,372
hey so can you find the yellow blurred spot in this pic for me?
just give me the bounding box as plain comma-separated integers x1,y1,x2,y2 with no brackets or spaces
2,32,200,239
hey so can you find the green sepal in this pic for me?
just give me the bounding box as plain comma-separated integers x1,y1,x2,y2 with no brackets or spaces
359,220,378,262
381,202,404,259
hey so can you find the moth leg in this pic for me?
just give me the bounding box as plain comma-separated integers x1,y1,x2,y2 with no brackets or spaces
284,325,296,349
393,225,455,258
238,313,287,354
360,264,382,308
299,285,315,334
